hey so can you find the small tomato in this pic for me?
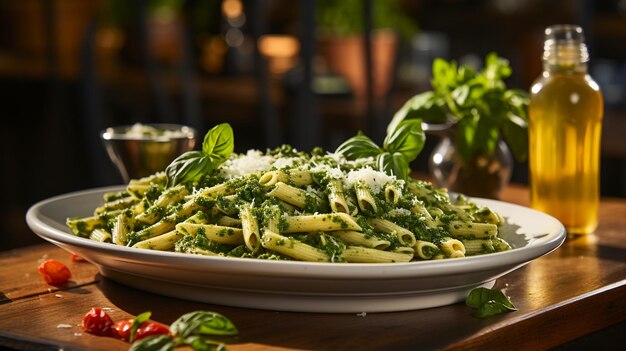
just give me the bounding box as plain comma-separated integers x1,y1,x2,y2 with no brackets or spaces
81,307,114,336
112,319,133,341
135,321,170,341
37,259,71,284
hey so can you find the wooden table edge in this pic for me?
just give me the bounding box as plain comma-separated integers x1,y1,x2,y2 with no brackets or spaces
444,279,626,350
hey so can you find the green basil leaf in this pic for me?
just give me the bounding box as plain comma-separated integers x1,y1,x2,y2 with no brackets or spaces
473,300,517,318
504,89,530,119
203,123,234,161
335,133,381,160
431,58,457,93
170,311,238,338
451,85,470,107
166,151,215,187
183,336,227,351
483,52,512,84
383,119,425,162
376,152,409,180
129,334,176,351
466,287,514,309
387,92,448,134
455,113,479,162
502,112,529,162
472,115,500,157
130,311,152,343
466,287,517,318
456,66,476,85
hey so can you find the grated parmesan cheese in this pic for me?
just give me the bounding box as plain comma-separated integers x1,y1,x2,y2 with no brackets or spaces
271,156,301,170
219,150,275,178
345,167,395,194
308,162,343,180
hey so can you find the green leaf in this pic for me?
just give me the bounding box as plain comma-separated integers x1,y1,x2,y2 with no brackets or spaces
165,123,236,186
183,336,227,351
387,92,447,134
130,311,152,343
455,113,479,162
504,89,530,119
483,52,512,84
502,113,529,162
473,300,517,318
456,66,476,85
431,58,457,93
451,85,471,107
466,287,517,318
129,334,176,351
376,152,410,180
165,151,215,187
203,123,234,161
383,119,425,162
170,311,238,338
472,114,500,157
335,133,381,160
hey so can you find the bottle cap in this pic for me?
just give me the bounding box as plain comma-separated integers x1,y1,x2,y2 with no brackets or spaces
543,24,589,66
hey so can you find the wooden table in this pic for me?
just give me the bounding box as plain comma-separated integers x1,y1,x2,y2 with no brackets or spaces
2,184,626,351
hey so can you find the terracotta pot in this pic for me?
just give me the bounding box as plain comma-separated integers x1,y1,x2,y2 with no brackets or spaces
318,30,398,99
0,0,97,55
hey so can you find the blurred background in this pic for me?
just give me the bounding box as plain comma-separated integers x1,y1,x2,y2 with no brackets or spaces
2,0,626,250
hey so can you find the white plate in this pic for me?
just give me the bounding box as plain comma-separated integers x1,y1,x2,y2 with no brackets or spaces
26,186,565,313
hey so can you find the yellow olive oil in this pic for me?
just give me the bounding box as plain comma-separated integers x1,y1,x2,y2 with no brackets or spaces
529,25,603,235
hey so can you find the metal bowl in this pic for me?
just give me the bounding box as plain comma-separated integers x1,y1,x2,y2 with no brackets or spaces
100,123,196,182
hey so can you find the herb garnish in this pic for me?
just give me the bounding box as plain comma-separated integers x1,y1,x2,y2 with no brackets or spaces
465,287,517,318
129,311,152,343
166,123,234,187
335,119,425,180
130,310,238,351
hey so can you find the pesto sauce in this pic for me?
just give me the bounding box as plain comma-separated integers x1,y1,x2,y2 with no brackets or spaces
195,173,227,189
237,178,267,203
355,216,377,239
331,215,349,229
195,197,216,209
175,232,233,254
144,185,163,203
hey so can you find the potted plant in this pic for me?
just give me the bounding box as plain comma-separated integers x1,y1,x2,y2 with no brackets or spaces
315,0,417,98
388,53,529,199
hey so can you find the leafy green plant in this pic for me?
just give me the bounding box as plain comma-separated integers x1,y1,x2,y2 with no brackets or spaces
388,53,529,163
130,310,238,351
166,123,234,186
335,119,425,180
466,287,517,318
316,0,417,39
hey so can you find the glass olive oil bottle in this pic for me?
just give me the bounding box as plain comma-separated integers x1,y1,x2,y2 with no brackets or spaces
529,25,603,235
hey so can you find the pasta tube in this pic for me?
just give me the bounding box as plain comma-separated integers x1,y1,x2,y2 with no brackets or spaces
282,213,361,233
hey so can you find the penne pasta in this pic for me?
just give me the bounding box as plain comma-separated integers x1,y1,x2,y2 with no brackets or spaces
68,137,512,264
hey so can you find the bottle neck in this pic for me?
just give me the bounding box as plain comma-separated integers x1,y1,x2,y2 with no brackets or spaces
543,42,589,74
543,24,589,73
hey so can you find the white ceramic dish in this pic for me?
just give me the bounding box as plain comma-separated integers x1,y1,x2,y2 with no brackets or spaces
26,186,566,313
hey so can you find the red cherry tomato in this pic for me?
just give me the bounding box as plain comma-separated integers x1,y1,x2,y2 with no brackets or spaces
112,319,133,341
70,253,86,262
81,307,114,336
135,321,170,341
37,259,72,284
